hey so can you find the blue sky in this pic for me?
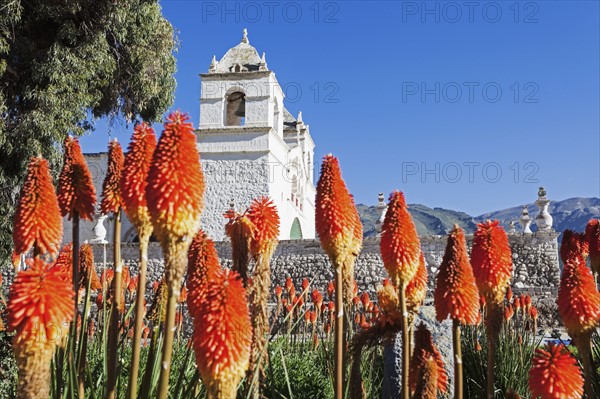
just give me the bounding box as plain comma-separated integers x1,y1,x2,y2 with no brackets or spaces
79,0,600,215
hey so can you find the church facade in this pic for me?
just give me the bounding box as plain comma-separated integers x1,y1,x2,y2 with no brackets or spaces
74,30,316,244
196,29,316,241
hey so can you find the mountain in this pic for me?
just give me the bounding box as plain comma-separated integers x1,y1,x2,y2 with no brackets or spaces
358,203,477,238
358,197,600,238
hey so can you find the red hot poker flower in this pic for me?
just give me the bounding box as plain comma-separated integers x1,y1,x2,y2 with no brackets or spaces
560,230,589,264
246,197,280,260
51,243,73,282
192,269,252,398
121,122,157,237
380,191,421,287
79,243,102,291
410,322,448,394
57,136,97,221
100,140,124,214
406,252,428,314
585,219,600,274
315,154,363,266
13,156,63,257
557,254,600,336
7,258,75,346
528,344,583,399
146,111,205,242
434,225,479,325
471,220,513,305
186,229,221,316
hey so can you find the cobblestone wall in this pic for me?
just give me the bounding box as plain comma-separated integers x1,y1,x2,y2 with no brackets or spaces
80,231,561,300
0,233,561,304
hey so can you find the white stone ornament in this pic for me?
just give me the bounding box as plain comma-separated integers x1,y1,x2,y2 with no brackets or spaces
375,192,387,236
535,186,553,231
91,214,108,244
520,206,532,234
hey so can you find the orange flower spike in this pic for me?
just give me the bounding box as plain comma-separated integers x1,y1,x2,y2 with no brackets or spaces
285,277,293,293
57,136,97,221
311,289,323,308
246,196,280,259
305,310,312,324
128,276,138,295
79,243,102,291
557,255,600,336
7,258,76,398
380,191,421,287
192,269,252,398
100,140,124,214
406,252,428,313
315,154,363,265
146,111,205,242
529,306,538,320
434,225,479,325
302,278,310,293
179,286,188,304
585,219,600,274
560,230,589,264
186,229,222,316
504,305,514,322
412,356,439,399
409,322,448,394
51,243,74,282
121,122,157,236
506,286,513,303
360,292,370,308
13,156,63,257
528,344,584,399
471,220,513,305
7,258,75,345
524,295,532,311
327,281,334,299
275,285,283,300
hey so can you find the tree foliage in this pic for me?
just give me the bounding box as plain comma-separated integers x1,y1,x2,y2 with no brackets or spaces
0,0,177,263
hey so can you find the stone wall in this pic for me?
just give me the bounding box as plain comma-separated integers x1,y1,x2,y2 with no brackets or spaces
84,231,561,299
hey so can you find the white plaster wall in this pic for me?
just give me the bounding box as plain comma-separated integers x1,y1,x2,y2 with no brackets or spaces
199,73,283,130
200,155,271,241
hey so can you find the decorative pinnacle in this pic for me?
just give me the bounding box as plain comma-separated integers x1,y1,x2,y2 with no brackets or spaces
209,55,217,72
297,111,303,123
242,28,249,43
259,52,268,71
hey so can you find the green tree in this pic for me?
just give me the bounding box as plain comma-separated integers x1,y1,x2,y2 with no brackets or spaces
0,0,177,264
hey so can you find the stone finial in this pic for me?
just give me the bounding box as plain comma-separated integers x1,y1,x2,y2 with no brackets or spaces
508,220,516,235
535,186,553,231
242,28,249,44
520,206,532,234
209,55,217,73
91,214,108,244
259,52,268,71
297,111,303,123
375,192,387,236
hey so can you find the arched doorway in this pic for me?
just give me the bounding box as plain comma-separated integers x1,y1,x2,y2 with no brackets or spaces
290,217,303,240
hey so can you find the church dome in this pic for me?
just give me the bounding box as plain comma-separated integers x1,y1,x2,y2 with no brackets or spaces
212,29,266,73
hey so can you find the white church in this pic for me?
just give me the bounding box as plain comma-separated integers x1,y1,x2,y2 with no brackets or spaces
76,29,316,243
